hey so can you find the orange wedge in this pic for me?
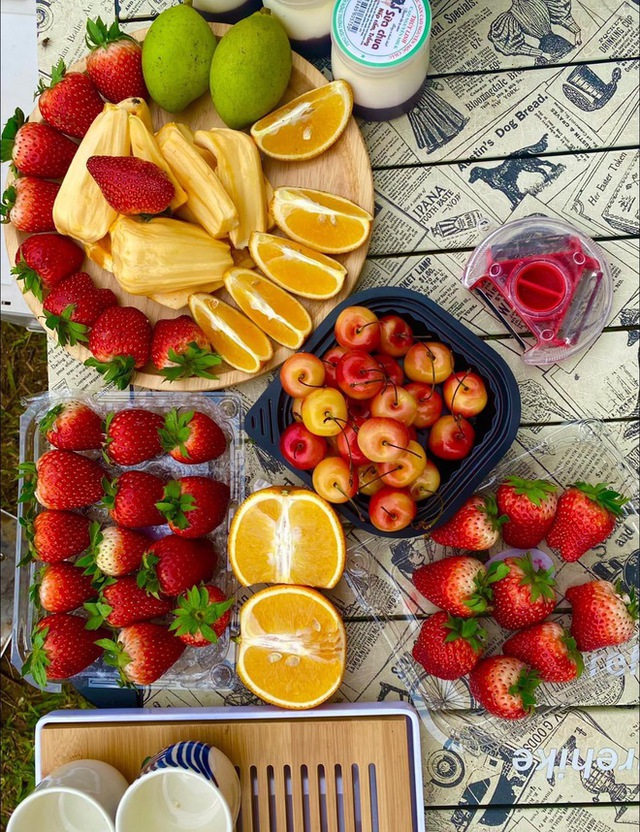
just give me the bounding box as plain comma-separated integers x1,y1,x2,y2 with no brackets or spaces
223,267,312,350
189,293,273,374
249,232,347,299
271,187,373,254
229,486,346,587
250,80,353,161
237,584,347,709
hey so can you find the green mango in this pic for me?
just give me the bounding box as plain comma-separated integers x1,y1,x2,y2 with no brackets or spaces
210,9,292,130
142,5,217,113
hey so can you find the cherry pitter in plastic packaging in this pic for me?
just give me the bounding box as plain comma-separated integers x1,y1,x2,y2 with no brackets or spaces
461,216,613,366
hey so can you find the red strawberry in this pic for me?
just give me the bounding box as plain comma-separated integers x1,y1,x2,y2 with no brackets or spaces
546,482,629,563
39,400,104,450
37,59,104,139
35,561,96,613
496,477,558,549
430,495,506,551
157,477,230,538
19,508,91,564
159,409,227,464
22,613,107,687
43,272,118,346
170,584,233,647
84,576,174,629
12,233,84,301
469,656,540,720
150,316,221,381
137,534,218,597
412,612,485,680
103,408,164,466
566,580,638,652
1,107,77,178
102,470,166,528
98,622,185,686
503,622,584,682
412,555,507,618
489,552,556,630
86,306,152,390
76,523,149,580
86,155,174,216
0,177,59,232
85,17,148,103
19,449,106,510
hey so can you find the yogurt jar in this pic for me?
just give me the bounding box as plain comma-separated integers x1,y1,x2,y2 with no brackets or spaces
331,0,431,120
193,0,262,25
262,0,337,57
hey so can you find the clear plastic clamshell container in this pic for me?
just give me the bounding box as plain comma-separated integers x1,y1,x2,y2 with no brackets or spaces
12,390,244,693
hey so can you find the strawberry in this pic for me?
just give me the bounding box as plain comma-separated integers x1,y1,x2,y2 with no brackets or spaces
412,555,508,618
159,409,227,464
35,561,96,613
546,482,629,563
84,577,174,629
102,470,166,528
1,107,77,178
36,59,104,139
97,622,185,686
430,495,506,551
170,585,233,647
86,306,152,389
22,613,107,687
469,656,540,720
137,534,218,598
19,449,106,511
496,476,557,549
489,552,556,630
103,408,164,466
85,17,148,103
566,580,638,652
86,155,174,216
12,233,84,301
39,400,104,450
43,272,118,347
0,177,59,233
503,622,584,682
20,508,91,565
151,316,221,381
76,523,149,580
156,477,230,538
412,612,485,680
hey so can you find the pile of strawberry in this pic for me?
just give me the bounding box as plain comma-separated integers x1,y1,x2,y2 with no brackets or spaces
19,399,235,689
410,476,637,720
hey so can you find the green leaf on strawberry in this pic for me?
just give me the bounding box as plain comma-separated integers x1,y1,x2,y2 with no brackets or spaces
1,107,26,169
442,615,486,654
83,600,114,630
159,409,195,458
17,461,37,504
12,256,45,301
159,344,221,382
76,521,109,585
44,304,89,347
18,506,37,565
22,624,51,690
503,476,556,506
0,185,17,224
85,355,136,390
155,480,196,531
36,59,67,97
85,16,136,50
136,552,162,598
572,482,629,517
169,585,233,643
507,667,540,713
95,637,136,688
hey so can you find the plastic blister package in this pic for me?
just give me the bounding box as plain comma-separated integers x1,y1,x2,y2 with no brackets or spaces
12,390,244,693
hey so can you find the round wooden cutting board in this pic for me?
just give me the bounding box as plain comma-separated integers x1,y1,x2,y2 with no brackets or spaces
3,22,375,390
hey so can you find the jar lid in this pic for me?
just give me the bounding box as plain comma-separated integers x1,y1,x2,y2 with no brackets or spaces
332,0,431,68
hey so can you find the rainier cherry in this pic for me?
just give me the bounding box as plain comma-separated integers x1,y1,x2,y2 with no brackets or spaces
377,441,427,488
443,371,488,417
371,386,417,426
405,342,454,385
336,423,369,467
302,388,348,437
280,353,325,397
322,345,347,389
358,463,385,496
409,460,441,501
334,306,380,352
357,417,411,463
428,415,475,460
279,423,327,470
378,315,414,357
374,353,404,387
312,457,358,503
404,382,443,429
369,486,417,532
336,350,385,400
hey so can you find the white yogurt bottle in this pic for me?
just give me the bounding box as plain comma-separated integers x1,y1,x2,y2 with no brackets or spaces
193,0,262,25
331,0,431,120
263,0,337,57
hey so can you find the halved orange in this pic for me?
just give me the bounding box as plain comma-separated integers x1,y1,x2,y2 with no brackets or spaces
271,187,373,254
237,584,347,709
223,267,312,350
228,486,346,587
249,232,347,299
250,80,353,161
189,293,273,374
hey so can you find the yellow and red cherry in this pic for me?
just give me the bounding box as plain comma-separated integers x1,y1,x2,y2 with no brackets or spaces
373,353,404,387
358,463,385,497
334,306,380,352
376,440,426,488
404,342,454,385
370,386,418,426
322,345,347,389
312,456,358,503
336,350,385,400
291,396,305,422
279,423,327,470
409,460,441,501
428,414,475,460
302,387,348,437
336,422,370,467
379,315,414,357
443,371,488,417
280,353,326,397
357,417,410,463
404,382,443,429
369,486,417,532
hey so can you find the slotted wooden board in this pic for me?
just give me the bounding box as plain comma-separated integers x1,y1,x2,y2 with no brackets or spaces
3,23,374,391
39,715,415,831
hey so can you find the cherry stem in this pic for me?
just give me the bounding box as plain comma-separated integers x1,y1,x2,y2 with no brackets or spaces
297,378,324,390
449,368,471,416
357,321,381,333
334,484,365,522
412,491,446,532
381,506,396,520
363,466,401,488
384,441,421,459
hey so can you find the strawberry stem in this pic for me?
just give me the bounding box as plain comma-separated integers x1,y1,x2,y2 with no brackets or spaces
572,482,629,516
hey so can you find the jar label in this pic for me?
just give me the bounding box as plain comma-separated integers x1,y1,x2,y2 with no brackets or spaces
333,0,430,67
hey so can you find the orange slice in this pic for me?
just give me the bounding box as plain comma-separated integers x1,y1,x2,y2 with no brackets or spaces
229,486,346,587
250,80,353,161
271,187,372,254
189,293,273,374
237,584,347,709
223,267,312,350
249,232,347,299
